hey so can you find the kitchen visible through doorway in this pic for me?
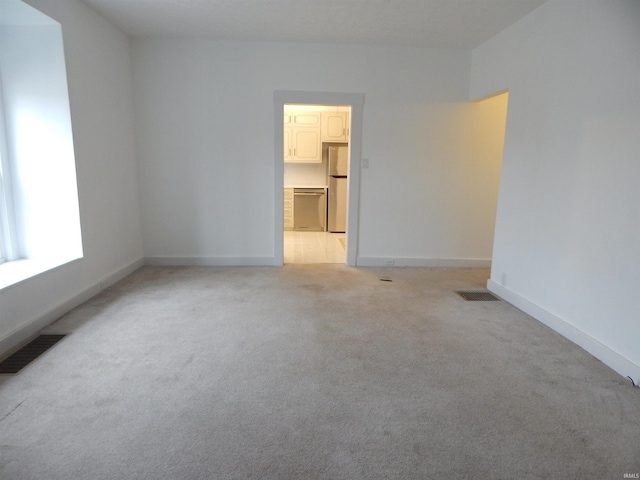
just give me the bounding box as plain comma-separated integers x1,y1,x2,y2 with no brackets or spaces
283,104,350,264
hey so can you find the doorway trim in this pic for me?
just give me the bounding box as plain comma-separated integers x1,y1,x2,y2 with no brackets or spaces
274,90,364,266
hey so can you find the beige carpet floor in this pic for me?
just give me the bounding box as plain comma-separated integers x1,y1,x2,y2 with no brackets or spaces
1,265,639,479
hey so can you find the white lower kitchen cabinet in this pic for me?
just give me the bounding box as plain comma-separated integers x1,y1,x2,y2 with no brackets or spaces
283,187,294,230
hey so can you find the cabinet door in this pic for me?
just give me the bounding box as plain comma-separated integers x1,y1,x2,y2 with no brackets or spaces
283,127,292,162
292,111,321,127
291,127,321,163
283,110,322,163
283,188,294,230
322,111,349,142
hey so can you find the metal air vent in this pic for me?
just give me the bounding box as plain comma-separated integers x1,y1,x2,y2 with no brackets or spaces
455,291,500,302
0,335,66,374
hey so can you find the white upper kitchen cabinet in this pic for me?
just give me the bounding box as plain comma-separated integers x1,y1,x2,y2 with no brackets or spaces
286,127,321,163
284,110,322,163
288,111,321,127
283,127,291,162
321,111,349,142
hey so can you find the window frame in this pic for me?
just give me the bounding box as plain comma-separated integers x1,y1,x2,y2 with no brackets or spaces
0,72,19,265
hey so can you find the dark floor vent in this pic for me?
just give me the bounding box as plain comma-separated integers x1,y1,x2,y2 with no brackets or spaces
0,335,66,374
456,291,500,302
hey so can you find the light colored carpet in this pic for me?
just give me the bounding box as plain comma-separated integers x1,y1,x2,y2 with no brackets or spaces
1,265,639,479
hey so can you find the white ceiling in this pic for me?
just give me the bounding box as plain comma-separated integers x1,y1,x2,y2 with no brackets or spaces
78,0,547,48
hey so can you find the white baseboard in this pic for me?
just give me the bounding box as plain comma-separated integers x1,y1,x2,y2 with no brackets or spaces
0,258,144,358
487,279,640,382
144,256,277,267
144,256,490,268
356,257,491,268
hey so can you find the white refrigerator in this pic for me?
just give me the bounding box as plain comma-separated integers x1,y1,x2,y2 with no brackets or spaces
327,145,348,233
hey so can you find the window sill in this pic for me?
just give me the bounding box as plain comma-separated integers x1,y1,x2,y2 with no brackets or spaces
0,257,81,292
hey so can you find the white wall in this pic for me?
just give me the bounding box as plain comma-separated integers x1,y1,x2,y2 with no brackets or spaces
133,40,503,266
0,0,143,355
470,0,640,378
283,161,327,188
462,92,508,257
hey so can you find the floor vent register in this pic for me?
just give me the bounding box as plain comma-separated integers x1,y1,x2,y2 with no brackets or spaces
0,335,66,374
455,291,500,302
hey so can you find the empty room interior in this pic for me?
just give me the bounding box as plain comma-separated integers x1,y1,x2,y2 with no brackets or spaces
1,0,639,478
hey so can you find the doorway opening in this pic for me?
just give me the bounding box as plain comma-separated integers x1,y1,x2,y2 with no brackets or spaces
283,105,349,264
472,89,509,264
273,91,364,267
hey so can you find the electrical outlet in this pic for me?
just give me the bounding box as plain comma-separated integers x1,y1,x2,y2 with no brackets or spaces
385,259,394,266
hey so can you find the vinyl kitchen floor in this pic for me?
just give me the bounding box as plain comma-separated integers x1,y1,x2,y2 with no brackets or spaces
284,231,346,264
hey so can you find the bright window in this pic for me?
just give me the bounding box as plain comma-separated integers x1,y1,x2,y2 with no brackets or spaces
0,0,82,287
